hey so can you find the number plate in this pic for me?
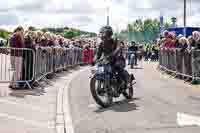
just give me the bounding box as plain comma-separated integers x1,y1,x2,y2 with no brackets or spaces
98,66,104,73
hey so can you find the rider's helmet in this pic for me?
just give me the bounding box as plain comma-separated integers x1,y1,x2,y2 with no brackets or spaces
99,26,113,40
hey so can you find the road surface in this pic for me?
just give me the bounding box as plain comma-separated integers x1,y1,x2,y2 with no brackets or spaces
68,62,200,133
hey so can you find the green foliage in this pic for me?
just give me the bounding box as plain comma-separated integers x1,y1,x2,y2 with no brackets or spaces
41,27,96,39
0,30,9,39
64,29,74,39
117,18,171,42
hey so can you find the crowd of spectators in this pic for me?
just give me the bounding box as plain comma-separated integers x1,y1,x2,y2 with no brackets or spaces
158,30,200,82
7,26,97,89
160,30,200,50
9,26,97,50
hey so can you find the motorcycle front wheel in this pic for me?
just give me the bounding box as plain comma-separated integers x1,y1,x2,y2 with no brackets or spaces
90,76,113,108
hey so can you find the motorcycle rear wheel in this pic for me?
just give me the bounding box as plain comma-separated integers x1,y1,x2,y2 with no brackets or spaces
123,85,133,99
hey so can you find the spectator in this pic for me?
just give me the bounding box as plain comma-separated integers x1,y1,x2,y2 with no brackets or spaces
47,33,54,47
175,34,183,48
144,44,151,61
69,42,75,49
22,31,35,86
192,31,200,50
163,32,175,48
9,26,25,89
128,41,138,65
177,37,188,51
151,44,158,61
187,36,194,50
82,44,90,65
35,31,43,44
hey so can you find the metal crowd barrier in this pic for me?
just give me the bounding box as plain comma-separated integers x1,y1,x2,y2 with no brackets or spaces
34,47,83,82
0,47,84,89
159,48,200,80
192,50,200,81
0,48,35,89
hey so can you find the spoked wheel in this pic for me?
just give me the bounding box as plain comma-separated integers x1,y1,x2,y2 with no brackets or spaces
123,85,133,99
123,75,134,99
90,76,113,108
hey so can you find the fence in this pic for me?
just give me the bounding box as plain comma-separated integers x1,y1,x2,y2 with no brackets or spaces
0,46,145,89
0,47,84,89
159,48,200,81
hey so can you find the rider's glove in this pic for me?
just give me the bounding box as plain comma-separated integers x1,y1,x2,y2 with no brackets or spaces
91,61,95,66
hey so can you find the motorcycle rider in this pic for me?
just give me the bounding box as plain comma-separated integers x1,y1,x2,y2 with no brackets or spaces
92,26,130,96
128,41,138,66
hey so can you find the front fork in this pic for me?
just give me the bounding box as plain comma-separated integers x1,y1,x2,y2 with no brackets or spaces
104,79,113,96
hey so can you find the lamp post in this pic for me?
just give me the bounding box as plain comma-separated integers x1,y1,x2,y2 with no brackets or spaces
105,0,111,26
184,0,187,36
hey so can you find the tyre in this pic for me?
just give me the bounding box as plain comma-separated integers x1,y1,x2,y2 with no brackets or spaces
90,76,113,108
123,75,134,99
123,85,133,99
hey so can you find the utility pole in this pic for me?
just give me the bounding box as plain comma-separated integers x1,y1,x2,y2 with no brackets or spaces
184,0,187,36
106,6,110,26
105,0,111,26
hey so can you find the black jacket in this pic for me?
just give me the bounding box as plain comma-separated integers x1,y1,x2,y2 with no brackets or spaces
128,45,138,52
94,38,125,68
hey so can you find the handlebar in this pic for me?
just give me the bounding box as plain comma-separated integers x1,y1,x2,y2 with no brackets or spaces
95,56,111,65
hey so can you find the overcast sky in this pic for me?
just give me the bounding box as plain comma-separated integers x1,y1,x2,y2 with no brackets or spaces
0,0,200,33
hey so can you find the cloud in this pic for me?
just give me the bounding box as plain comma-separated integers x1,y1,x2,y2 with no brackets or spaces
15,0,45,12
73,16,93,24
0,0,200,33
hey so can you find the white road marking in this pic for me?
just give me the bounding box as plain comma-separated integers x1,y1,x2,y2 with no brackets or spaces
64,67,90,132
0,112,55,129
177,112,200,127
56,67,90,133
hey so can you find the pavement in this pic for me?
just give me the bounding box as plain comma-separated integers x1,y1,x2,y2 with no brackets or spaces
67,61,200,133
0,66,86,133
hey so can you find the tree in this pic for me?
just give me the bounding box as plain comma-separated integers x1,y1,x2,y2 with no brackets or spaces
115,18,171,42
127,24,133,32
40,26,96,39
64,30,74,39
0,29,9,39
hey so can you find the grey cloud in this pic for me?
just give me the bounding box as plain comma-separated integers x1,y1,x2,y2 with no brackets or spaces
0,0,46,13
0,0,95,15
48,1,95,15
15,0,45,12
73,16,93,23
126,0,200,19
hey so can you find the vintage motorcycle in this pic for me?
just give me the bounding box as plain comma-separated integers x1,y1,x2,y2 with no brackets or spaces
90,57,136,108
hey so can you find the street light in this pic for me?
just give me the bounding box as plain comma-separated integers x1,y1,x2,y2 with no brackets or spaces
105,0,111,26
184,0,186,36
